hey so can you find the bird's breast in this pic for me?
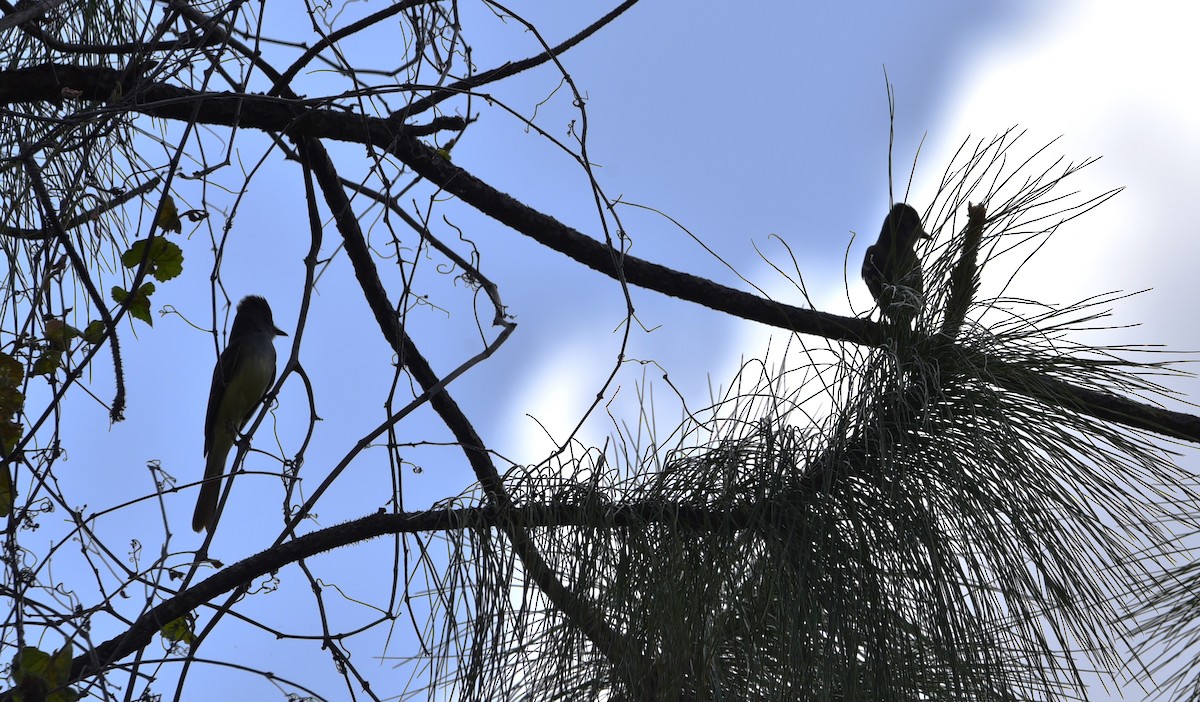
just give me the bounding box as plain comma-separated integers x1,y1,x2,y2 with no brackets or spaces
220,350,277,425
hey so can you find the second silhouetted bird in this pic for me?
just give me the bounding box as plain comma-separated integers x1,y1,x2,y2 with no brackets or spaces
862,203,930,318
193,296,287,533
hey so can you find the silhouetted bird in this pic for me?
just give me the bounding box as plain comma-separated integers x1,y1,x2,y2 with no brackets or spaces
862,203,931,318
193,296,287,534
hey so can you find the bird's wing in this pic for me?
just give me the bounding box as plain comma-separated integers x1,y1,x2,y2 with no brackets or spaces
203,342,241,457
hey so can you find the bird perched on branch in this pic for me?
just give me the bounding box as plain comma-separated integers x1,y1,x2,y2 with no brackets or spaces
862,203,931,319
193,295,287,534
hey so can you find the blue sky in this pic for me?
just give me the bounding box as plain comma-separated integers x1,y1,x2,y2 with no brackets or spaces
37,1,1200,698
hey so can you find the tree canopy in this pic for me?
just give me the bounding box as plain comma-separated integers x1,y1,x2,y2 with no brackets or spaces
0,3,1198,701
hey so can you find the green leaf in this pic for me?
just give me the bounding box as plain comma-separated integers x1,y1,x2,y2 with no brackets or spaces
0,352,23,389
120,238,184,282
0,387,23,420
81,321,106,344
11,644,79,702
49,642,73,687
0,387,24,457
0,352,23,465
156,194,182,233
160,614,196,646
43,318,79,351
12,646,50,685
0,461,13,516
111,283,156,326
32,351,61,377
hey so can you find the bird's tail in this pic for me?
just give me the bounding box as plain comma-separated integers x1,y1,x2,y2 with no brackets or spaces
192,435,233,533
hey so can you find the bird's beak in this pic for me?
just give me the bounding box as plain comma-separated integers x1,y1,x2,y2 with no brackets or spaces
275,326,288,337
919,228,932,240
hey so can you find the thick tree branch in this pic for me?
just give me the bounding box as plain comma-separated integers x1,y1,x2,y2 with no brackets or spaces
3,64,1197,447
296,134,662,696
0,0,69,32
35,498,759,696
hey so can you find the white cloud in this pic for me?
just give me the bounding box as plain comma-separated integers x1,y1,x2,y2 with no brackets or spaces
927,2,1200,327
